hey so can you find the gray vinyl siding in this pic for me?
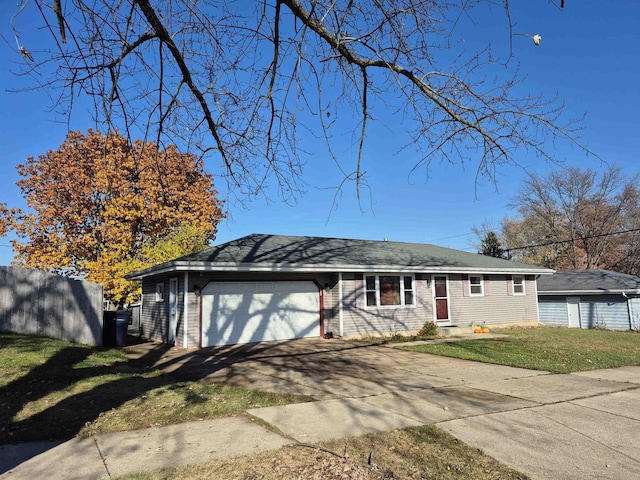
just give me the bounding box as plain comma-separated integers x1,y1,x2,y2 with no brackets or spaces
141,270,542,345
141,274,185,344
340,274,433,336
141,278,167,342
326,282,340,336
538,296,569,327
449,274,539,325
579,296,630,330
537,295,635,331
185,289,200,347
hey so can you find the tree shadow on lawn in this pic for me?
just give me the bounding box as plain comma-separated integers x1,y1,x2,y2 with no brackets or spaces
1,335,391,444
0,335,332,445
0,341,174,444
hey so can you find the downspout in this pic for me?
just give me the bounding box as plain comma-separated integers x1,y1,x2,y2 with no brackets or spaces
319,288,325,337
623,292,632,330
312,280,325,338
338,272,344,337
198,290,203,348
534,275,541,324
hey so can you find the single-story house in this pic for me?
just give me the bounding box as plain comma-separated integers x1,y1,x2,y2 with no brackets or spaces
537,269,640,331
126,234,552,348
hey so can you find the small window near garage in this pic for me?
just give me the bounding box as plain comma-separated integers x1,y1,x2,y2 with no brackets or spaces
513,276,525,295
155,283,164,302
365,275,377,306
365,274,414,308
469,276,484,296
404,276,414,305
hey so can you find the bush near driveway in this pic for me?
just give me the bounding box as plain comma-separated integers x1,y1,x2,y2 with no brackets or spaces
401,326,640,373
0,332,310,444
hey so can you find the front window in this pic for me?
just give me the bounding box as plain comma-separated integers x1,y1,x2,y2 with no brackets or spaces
365,274,414,307
513,276,525,295
469,276,483,296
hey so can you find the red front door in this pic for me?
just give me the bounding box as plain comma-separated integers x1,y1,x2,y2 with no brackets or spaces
434,276,449,322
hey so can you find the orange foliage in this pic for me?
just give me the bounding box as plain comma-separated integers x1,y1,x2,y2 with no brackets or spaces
4,129,224,303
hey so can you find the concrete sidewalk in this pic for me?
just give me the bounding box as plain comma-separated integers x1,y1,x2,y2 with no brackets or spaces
0,416,293,479
247,367,640,480
2,344,640,480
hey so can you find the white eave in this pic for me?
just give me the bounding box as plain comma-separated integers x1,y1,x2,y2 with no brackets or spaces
126,260,553,280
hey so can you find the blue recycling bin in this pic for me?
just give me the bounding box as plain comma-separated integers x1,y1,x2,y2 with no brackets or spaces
114,311,130,347
103,310,130,347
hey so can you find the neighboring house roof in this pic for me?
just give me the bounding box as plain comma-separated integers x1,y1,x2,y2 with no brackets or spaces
537,269,640,295
127,233,552,279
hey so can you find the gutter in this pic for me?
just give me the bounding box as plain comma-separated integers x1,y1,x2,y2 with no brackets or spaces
126,261,553,280
538,289,640,296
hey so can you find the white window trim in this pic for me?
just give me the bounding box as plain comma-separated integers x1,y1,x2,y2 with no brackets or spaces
364,273,416,309
469,275,484,296
155,283,165,302
512,275,526,295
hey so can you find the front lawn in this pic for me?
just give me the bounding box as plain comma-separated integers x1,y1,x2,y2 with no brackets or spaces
119,425,528,480
0,332,310,444
401,327,640,373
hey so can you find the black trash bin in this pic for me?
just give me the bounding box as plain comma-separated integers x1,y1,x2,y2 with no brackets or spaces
114,311,130,347
102,311,117,346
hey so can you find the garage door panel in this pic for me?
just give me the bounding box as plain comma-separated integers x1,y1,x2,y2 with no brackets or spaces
201,281,319,347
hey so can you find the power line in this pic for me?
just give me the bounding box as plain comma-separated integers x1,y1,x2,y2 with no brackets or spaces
424,232,476,242
505,227,640,253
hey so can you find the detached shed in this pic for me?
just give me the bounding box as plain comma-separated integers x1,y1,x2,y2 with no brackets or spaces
537,269,640,331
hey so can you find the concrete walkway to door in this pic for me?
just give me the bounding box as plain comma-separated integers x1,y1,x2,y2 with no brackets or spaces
2,338,640,480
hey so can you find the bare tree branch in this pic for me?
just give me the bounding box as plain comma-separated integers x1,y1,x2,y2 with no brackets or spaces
6,0,591,206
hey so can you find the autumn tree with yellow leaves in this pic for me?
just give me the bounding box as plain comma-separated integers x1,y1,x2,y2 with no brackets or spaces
1,130,224,305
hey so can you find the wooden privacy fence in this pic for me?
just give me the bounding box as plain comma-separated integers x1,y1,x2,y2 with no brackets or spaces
0,266,104,345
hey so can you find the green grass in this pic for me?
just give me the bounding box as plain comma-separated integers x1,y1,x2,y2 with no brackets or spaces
117,425,528,480
401,327,640,373
0,332,310,444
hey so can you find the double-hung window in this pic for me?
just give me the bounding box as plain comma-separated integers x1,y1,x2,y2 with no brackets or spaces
469,276,484,296
365,274,414,307
512,276,525,295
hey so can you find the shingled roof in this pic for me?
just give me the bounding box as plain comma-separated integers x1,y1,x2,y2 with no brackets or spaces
537,269,640,295
127,233,552,279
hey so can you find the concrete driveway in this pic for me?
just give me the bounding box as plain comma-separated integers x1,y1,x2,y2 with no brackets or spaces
127,338,640,480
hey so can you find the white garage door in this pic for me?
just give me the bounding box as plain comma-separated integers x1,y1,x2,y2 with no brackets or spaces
201,281,320,347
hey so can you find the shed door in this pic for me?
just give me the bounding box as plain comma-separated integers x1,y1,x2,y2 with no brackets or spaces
567,297,581,328
201,281,320,347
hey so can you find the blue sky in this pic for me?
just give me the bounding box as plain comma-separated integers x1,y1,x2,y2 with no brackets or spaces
1,1,639,266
